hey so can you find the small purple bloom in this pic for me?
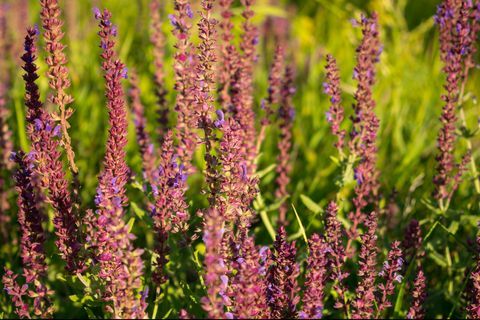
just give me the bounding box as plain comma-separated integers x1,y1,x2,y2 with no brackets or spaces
186,5,194,19
121,67,128,79
93,7,101,19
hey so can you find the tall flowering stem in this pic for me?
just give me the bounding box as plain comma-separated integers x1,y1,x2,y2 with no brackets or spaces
217,0,237,108
324,54,346,157
172,0,197,173
469,234,480,318
407,269,426,319
403,219,427,319
433,0,478,208
150,0,169,144
40,0,77,174
128,71,157,186
217,118,258,227
3,151,53,318
91,9,147,318
22,26,82,273
376,241,403,316
151,131,189,286
324,201,349,313
299,233,328,319
352,211,378,319
194,0,221,205
257,45,285,153
231,0,259,174
346,14,381,254
201,208,228,318
230,236,270,319
0,5,13,240
275,66,295,224
266,226,300,318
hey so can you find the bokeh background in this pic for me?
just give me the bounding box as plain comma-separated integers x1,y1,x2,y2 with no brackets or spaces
2,0,479,318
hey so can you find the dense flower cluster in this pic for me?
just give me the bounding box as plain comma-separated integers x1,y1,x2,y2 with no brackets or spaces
3,151,53,318
22,26,82,273
275,66,296,224
300,233,328,319
150,0,169,144
230,0,259,174
433,0,478,204
88,9,147,318
194,0,222,205
151,131,189,285
266,226,300,319
172,0,197,173
217,0,236,107
376,241,403,315
230,236,270,318
201,208,228,318
128,71,157,186
352,210,378,319
324,201,349,310
40,0,77,174
347,13,382,250
324,54,346,156
407,269,427,319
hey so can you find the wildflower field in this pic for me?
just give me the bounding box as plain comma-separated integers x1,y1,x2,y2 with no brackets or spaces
1,0,480,318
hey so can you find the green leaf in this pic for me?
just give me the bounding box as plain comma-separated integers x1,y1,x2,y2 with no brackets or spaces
292,204,308,247
127,217,135,233
265,195,289,212
69,295,79,302
260,210,276,241
76,273,90,288
256,163,277,179
131,202,146,218
163,308,173,319
300,194,323,214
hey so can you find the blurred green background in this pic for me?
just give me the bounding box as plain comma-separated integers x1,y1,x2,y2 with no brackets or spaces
3,0,480,318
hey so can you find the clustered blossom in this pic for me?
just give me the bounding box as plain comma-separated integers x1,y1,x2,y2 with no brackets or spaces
300,234,329,319
150,0,169,144
376,241,403,316
95,8,130,208
40,0,77,174
128,71,157,186
0,5,13,240
258,45,285,148
352,211,378,319
90,9,147,318
217,0,237,107
347,13,381,253
22,26,82,273
194,0,222,205
275,66,296,224
402,219,427,319
266,226,300,319
402,219,423,263
172,0,197,174
3,151,53,318
469,234,480,318
151,131,189,285
324,54,346,156
230,0,259,174
407,269,426,319
433,0,478,203
230,236,270,319
324,201,349,310
201,208,228,319
217,117,258,228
